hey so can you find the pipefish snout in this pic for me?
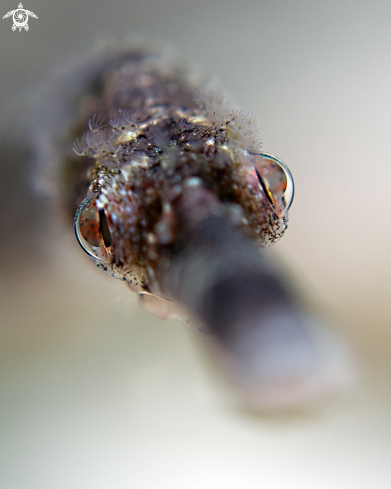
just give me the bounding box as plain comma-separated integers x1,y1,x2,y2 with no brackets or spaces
36,44,351,409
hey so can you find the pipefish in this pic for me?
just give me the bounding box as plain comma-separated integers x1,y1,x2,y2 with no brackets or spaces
35,44,348,408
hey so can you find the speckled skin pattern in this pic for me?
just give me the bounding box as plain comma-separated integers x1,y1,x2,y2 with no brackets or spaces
61,48,288,295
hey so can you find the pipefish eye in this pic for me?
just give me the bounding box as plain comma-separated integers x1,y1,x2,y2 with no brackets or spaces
74,195,112,260
252,153,295,216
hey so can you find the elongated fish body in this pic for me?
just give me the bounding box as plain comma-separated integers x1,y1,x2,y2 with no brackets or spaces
36,45,349,408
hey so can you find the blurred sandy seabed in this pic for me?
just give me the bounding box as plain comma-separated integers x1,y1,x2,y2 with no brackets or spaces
1,229,390,489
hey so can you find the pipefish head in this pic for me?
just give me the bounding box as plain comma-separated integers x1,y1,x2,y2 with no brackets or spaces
68,50,294,296
73,111,294,297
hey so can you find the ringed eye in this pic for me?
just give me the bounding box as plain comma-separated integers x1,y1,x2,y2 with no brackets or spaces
252,153,294,216
74,195,112,260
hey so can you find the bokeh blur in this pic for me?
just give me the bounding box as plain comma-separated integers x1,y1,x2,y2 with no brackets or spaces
1,0,391,487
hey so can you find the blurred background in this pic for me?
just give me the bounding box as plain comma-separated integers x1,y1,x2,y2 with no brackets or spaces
1,0,391,487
